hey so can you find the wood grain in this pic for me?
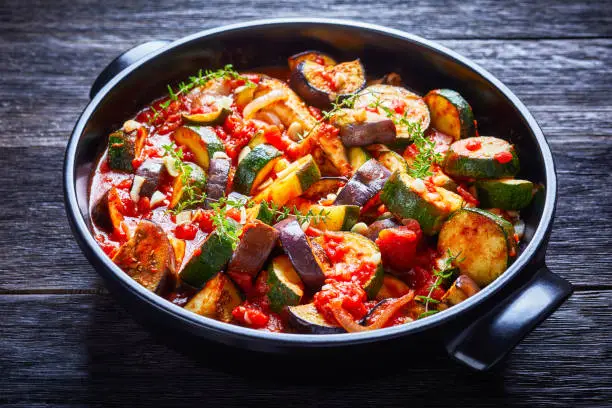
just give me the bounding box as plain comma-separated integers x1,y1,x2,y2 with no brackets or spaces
0,292,609,407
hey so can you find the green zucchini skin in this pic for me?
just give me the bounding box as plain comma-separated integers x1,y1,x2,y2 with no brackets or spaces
182,108,232,126
380,171,463,235
347,146,371,172
267,255,304,312
234,144,282,195
424,89,476,140
438,208,516,287
475,179,534,210
288,303,344,334
180,223,238,288
108,130,135,171
444,136,520,179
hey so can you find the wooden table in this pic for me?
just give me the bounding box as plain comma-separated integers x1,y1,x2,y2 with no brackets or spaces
1,1,610,406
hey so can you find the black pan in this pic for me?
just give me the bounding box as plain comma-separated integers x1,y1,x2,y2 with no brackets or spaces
64,18,572,371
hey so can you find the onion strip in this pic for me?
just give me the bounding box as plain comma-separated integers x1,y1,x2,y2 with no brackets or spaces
330,291,415,333
243,89,288,119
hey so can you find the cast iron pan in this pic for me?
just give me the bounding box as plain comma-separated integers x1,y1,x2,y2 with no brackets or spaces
64,18,572,372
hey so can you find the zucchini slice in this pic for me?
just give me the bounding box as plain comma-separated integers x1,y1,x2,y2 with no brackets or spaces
300,177,346,201
353,84,430,139
475,179,534,210
334,159,391,207
303,204,360,232
275,217,328,291
267,255,305,312
253,154,321,207
313,232,384,299
373,149,408,174
247,130,267,149
233,144,282,195
182,107,232,126
375,274,411,301
108,128,145,172
423,89,476,140
180,220,239,288
168,162,207,210
380,171,464,235
112,220,175,293
226,221,279,278
444,136,520,179
290,59,366,109
173,126,225,170
288,50,337,72
288,303,344,334
437,208,516,287
184,273,242,323
347,147,371,172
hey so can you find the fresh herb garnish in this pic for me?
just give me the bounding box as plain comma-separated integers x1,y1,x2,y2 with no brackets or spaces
261,201,329,225
299,91,367,140
208,197,244,250
150,64,255,124
416,249,462,319
162,144,207,214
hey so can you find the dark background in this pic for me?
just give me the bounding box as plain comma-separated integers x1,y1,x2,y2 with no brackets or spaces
1,1,611,406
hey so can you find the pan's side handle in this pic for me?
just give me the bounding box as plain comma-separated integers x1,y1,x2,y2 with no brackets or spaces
90,40,171,99
445,266,572,371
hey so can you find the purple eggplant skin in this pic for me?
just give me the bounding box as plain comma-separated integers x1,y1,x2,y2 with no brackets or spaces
204,157,231,209
226,220,279,278
334,159,391,206
288,303,345,334
339,117,397,147
290,60,366,110
91,188,112,232
287,50,337,72
365,218,402,242
359,298,393,326
274,217,327,291
135,159,163,198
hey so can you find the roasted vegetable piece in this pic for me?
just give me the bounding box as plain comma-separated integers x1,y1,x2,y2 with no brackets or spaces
275,217,328,291
423,89,476,140
135,159,163,198
334,159,391,206
91,187,124,233
182,106,232,126
290,59,366,109
300,177,346,201
353,84,430,139
288,303,344,334
441,274,480,306
375,274,411,301
204,155,231,207
444,136,520,179
226,221,279,278
438,208,516,287
169,162,207,210
180,220,239,288
184,273,242,322
332,109,396,146
364,217,402,242
253,154,321,207
380,171,463,235
347,147,371,172
475,179,534,210
173,126,225,170
233,144,282,195
305,204,360,232
373,149,408,174
108,128,145,172
375,223,422,273
288,50,337,72
267,255,305,312
112,220,176,293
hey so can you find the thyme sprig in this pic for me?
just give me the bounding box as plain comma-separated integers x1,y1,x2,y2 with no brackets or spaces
299,91,368,140
162,144,207,214
149,64,255,124
262,201,329,225
416,249,462,319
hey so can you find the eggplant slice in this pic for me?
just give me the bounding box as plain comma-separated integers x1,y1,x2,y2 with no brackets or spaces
135,159,163,198
288,50,337,72
288,303,344,334
332,109,396,146
290,59,366,110
204,156,231,208
226,221,280,278
334,159,391,207
112,220,176,293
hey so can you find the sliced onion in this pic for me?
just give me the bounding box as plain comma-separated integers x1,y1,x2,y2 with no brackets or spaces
255,111,283,127
212,151,230,160
243,89,288,120
287,121,303,141
130,175,146,202
163,156,180,177
514,219,525,239
330,291,415,333
150,191,166,208
175,211,192,225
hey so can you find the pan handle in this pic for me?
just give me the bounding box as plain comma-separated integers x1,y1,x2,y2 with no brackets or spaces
90,40,171,99
445,266,572,371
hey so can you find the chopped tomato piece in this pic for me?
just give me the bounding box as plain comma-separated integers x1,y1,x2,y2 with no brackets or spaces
313,280,368,323
174,223,198,240
465,139,482,151
457,185,479,206
494,151,514,164
376,223,422,272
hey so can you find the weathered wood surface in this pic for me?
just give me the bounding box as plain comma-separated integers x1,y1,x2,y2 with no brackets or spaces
0,0,611,406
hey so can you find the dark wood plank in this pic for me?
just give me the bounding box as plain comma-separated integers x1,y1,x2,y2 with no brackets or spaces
1,39,610,147
0,291,609,407
1,0,610,42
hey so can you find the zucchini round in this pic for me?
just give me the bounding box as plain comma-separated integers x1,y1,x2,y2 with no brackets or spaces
288,303,344,334
423,89,476,140
108,130,135,172
475,179,534,210
306,204,360,232
444,136,520,179
267,255,305,312
182,107,232,126
173,126,225,170
233,144,282,195
347,147,371,172
437,208,516,287
380,171,463,235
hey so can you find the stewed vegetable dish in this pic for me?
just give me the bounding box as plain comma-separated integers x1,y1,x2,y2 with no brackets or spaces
90,50,536,333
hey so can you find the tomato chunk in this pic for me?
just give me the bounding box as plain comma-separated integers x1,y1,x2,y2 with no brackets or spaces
376,222,422,272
